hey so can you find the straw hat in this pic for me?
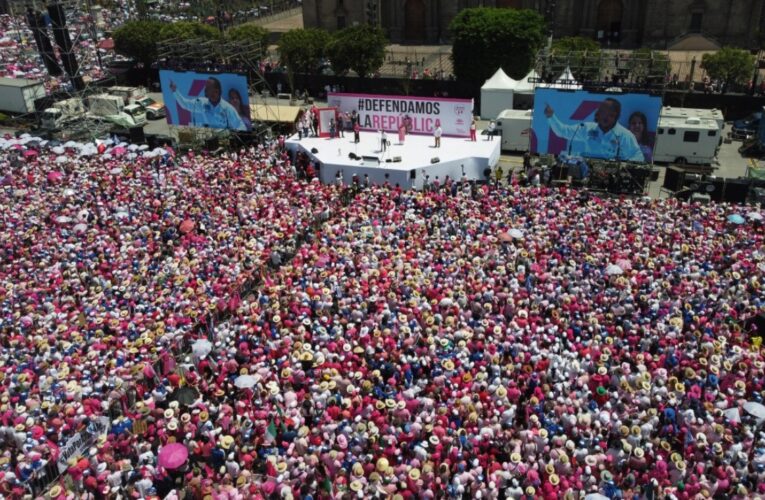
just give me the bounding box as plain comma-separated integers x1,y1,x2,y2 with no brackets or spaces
549,473,560,486
408,468,421,481
49,485,62,498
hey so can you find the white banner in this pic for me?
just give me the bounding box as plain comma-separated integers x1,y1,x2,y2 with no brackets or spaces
57,417,110,473
327,92,474,138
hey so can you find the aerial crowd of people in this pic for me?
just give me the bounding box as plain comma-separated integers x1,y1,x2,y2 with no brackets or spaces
0,132,763,500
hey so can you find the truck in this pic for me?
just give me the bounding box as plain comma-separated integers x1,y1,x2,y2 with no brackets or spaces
0,77,46,114
40,98,86,130
88,93,125,117
731,108,764,140
88,94,146,127
108,86,144,105
495,109,533,152
738,111,765,157
661,106,724,131
132,95,166,120
653,116,721,165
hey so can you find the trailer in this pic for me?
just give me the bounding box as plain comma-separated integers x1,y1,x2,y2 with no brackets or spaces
0,77,46,114
653,116,721,165
495,109,533,152
661,106,724,131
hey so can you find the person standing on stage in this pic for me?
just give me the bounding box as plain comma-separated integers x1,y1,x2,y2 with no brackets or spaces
380,130,388,152
353,122,360,143
487,120,496,141
470,117,477,141
434,125,442,148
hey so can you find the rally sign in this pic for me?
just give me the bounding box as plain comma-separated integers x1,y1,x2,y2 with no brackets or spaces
327,92,474,137
57,417,110,473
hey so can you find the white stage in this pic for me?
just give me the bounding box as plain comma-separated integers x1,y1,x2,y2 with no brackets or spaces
285,131,501,189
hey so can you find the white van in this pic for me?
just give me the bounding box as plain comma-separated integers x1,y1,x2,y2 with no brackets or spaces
661,106,724,131
653,116,721,165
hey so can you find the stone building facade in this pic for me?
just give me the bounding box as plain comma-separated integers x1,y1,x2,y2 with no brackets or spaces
302,0,765,49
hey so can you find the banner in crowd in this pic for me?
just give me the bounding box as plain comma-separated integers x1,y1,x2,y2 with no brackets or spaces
57,417,110,473
530,89,662,163
159,70,251,131
327,92,474,137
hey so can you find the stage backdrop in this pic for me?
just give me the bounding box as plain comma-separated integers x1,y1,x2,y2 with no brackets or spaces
159,70,251,131
327,92,473,138
530,89,661,163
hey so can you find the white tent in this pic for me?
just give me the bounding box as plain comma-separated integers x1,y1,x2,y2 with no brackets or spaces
514,69,540,95
480,68,517,119
553,66,581,89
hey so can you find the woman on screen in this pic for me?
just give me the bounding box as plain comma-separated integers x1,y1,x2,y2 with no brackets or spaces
227,88,252,131
628,111,653,163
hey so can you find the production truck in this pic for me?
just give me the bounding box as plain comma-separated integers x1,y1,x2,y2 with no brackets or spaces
0,77,46,114
88,94,146,127
40,98,86,130
652,116,721,165
495,109,533,152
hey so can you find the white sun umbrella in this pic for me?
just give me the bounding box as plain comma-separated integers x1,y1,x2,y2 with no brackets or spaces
723,407,741,423
127,144,139,151
63,188,75,197
744,401,765,421
102,153,112,160
19,133,30,139
234,374,259,389
127,152,137,160
605,264,624,276
63,141,78,148
110,167,122,175
508,228,524,239
585,495,609,500
138,144,149,151
748,212,763,221
52,146,65,154
55,215,72,223
55,156,68,164
114,211,129,220
192,339,213,358
73,222,88,233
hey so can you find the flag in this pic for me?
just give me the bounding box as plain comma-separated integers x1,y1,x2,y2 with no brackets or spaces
265,420,277,443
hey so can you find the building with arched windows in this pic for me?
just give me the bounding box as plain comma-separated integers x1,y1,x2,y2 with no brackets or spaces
302,0,765,49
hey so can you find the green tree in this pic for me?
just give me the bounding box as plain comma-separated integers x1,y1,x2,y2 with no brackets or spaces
226,22,271,53
450,7,545,85
326,25,387,78
112,20,164,66
158,21,220,42
278,28,332,74
550,36,602,81
627,48,671,83
701,47,756,90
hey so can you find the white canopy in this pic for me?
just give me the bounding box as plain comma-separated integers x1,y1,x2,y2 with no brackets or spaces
514,69,540,95
554,66,581,88
481,68,517,90
480,68,517,120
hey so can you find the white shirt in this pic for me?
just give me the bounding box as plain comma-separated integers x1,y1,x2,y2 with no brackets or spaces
434,127,442,138
547,115,644,162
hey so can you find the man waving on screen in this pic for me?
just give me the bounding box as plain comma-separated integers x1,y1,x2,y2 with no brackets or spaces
170,77,246,131
544,98,645,162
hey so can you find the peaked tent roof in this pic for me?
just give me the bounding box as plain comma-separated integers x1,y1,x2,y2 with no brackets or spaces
555,66,578,85
514,69,540,93
481,68,518,90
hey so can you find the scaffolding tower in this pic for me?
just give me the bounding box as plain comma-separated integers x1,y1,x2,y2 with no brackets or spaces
530,47,670,95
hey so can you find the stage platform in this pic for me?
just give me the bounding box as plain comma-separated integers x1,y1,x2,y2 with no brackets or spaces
285,131,501,189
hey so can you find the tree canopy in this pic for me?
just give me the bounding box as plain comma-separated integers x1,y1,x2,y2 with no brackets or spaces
278,28,332,75
450,7,546,85
112,20,164,66
226,23,271,53
158,21,220,42
701,47,755,89
326,25,388,78
550,37,602,82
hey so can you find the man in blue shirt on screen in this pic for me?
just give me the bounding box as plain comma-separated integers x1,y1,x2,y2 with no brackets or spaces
169,77,246,131
543,98,645,162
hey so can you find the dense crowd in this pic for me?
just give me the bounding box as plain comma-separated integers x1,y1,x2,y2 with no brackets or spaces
0,4,128,92
0,134,765,500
